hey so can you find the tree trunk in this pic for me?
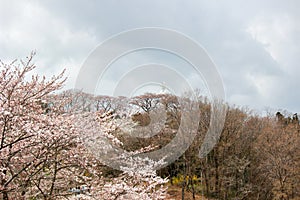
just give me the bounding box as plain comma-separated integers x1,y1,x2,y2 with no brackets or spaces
2,191,9,200
181,155,187,200
214,154,220,198
203,167,210,196
191,178,195,200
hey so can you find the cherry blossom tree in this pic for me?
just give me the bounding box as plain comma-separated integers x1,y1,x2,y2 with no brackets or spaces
0,53,169,199
0,54,102,199
73,107,169,200
0,52,70,199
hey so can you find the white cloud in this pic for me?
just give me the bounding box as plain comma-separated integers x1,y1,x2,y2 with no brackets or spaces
246,14,299,67
0,0,98,88
0,0,299,112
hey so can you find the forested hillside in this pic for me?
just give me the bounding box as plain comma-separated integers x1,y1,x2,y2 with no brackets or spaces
1,55,299,199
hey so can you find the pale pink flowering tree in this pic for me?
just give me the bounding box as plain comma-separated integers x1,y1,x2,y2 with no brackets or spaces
0,53,99,199
0,52,67,199
73,110,169,200
1,53,169,199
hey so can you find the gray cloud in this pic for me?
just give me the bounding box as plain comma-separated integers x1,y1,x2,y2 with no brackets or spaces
0,0,299,113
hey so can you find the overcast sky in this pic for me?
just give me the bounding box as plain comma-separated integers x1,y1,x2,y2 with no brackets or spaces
0,0,299,114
